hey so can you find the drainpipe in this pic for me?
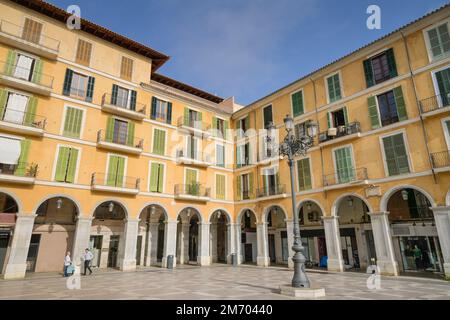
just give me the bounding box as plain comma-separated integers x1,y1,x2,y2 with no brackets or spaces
400,31,437,183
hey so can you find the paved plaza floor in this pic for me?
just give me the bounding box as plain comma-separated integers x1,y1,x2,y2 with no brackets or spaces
0,264,449,300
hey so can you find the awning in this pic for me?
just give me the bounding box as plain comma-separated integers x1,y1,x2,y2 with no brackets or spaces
0,137,21,165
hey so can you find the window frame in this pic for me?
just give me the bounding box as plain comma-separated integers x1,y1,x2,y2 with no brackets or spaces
51,143,82,184
147,160,166,193
442,116,450,150
331,144,356,183
215,172,227,200
59,104,86,139
423,18,450,63
151,127,167,156
325,71,344,104
431,64,450,108
290,88,305,118
69,71,89,100
379,130,413,177
296,156,313,192
105,153,128,185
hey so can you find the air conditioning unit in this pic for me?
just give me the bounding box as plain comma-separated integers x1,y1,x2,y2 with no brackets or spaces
327,128,337,136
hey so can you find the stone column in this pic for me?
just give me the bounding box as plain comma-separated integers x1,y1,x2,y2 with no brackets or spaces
162,220,178,268
177,223,190,264
323,216,344,272
144,222,159,266
71,216,93,270
235,223,243,264
226,223,237,264
256,222,269,267
369,212,399,276
4,214,36,280
285,219,295,269
210,222,218,263
119,219,139,272
431,206,450,278
197,222,211,266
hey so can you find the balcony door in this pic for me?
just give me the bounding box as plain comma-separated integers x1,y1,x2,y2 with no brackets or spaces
186,135,198,160
263,167,278,196
434,67,450,107
334,146,355,184
106,155,125,187
113,119,128,145
14,54,34,81
4,92,28,124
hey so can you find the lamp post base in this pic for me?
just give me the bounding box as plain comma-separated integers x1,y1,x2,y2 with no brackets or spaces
279,285,326,299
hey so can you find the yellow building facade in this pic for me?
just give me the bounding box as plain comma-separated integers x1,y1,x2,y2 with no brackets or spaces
0,0,449,280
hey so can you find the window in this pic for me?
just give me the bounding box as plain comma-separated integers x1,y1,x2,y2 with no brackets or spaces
152,128,166,156
183,108,202,129
106,155,126,187
328,107,348,128
292,90,304,117
237,116,249,138
186,135,198,159
434,67,450,106
216,144,225,167
63,69,95,102
185,168,199,195
363,49,397,87
239,173,253,200
426,22,450,61
111,85,137,110
105,117,136,147
334,146,355,184
294,122,307,139
382,133,410,176
297,158,312,191
1,90,36,126
151,97,172,124
149,162,164,193
0,137,30,176
75,39,93,66
237,143,250,167
326,73,342,103
120,56,134,81
263,105,273,128
444,119,450,149
367,86,407,129
22,18,42,44
5,51,43,84
262,167,279,196
62,106,83,138
216,174,226,200
55,146,79,183
213,117,228,139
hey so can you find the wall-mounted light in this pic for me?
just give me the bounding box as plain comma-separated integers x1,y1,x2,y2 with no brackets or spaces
246,210,250,218
401,189,409,201
150,206,156,215
347,197,354,207
108,202,114,213
306,202,312,211
187,208,191,218
56,198,63,210
217,211,222,219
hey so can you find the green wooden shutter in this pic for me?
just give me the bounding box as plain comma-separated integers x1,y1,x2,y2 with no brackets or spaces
393,86,408,121
292,91,304,117
166,102,172,124
0,89,8,119
106,155,118,186
55,146,70,181
157,164,164,193
263,170,268,194
236,176,242,200
130,90,137,111
116,156,125,187
31,58,43,84
153,129,165,155
86,76,95,102
105,117,115,142
367,96,381,129
62,69,73,96
327,77,335,102
435,68,450,106
5,50,16,76
363,59,374,88
327,112,332,128
236,146,241,167
198,111,202,122
334,74,342,100
343,106,349,125
183,107,189,126
63,107,83,138
216,145,224,167
383,134,410,176
14,139,30,176
66,148,78,183
111,84,119,105
212,116,217,137
150,97,157,119
428,28,442,58
335,147,353,183
224,120,229,140
446,120,450,137
24,96,37,126
297,159,312,191
386,48,398,78
245,115,250,131
126,122,135,146
248,172,254,199
149,163,159,192
216,174,225,200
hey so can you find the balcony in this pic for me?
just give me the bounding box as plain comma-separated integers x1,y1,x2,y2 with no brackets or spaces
241,190,254,201
323,167,368,190
236,157,252,169
0,162,37,185
177,116,211,136
0,20,60,60
256,184,287,199
0,61,53,96
101,93,146,121
419,93,450,118
90,172,140,195
176,149,212,167
430,150,450,172
174,183,210,202
318,122,361,146
0,108,46,136
96,130,143,155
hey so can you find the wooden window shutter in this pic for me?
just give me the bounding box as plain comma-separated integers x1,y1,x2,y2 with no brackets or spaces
120,56,133,81
76,39,93,66
22,18,42,44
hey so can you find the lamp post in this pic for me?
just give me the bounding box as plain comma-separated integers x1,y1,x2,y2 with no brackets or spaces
267,115,316,288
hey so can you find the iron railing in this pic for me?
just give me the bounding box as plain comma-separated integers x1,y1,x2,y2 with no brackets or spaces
97,129,143,149
102,93,146,115
0,107,46,129
318,122,361,143
0,20,60,52
241,190,254,200
236,157,251,168
256,184,286,198
323,167,368,186
0,162,38,177
419,93,450,114
0,61,54,88
91,172,140,189
174,183,210,198
176,149,211,163
430,150,450,169
150,111,170,123
177,116,210,132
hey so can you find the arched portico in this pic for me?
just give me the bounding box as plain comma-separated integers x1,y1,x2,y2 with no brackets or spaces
237,208,258,265
262,205,288,267
138,204,167,267
209,209,230,263
0,192,19,276
176,207,207,265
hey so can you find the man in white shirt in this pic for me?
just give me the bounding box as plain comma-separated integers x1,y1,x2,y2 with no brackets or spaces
63,252,71,277
83,248,94,276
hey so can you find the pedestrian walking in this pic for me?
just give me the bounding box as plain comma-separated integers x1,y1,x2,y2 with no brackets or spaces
63,252,71,277
83,248,94,275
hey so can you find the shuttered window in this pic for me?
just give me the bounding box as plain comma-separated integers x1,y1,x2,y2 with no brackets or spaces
263,105,273,128
75,39,93,66
120,56,134,81
445,120,450,149
427,22,450,60
292,90,304,117
55,146,79,183
63,107,83,138
22,18,42,44
216,174,226,200
382,133,411,176
149,162,164,193
152,128,166,155
327,73,342,103
216,144,225,167
106,155,126,187
435,67,450,106
363,48,397,87
297,158,312,191
334,146,355,184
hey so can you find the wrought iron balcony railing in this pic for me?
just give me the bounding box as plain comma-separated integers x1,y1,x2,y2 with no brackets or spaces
177,116,210,132
0,107,46,129
91,172,140,189
0,162,38,177
0,19,60,52
323,167,368,186
97,129,143,149
318,122,361,144
256,184,286,198
0,61,54,88
236,157,251,168
174,183,210,198
150,111,170,123
176,149,211,163
241,190,254,200
430,150,450,169
101,93,146,115
419,93,450,114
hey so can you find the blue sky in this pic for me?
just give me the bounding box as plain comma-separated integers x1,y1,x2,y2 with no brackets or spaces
48,0,449,105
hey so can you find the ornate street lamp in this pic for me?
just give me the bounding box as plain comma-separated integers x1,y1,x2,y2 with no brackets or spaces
267,115,316,288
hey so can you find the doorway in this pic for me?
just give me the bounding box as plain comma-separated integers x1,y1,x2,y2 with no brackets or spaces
0,231,10,274
107,235,120,268
89,235,102,268
136,235,142,266
26,234,41,272
268,234,276,263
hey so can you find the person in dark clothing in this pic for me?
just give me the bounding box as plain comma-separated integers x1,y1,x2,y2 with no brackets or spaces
83,248,93,275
